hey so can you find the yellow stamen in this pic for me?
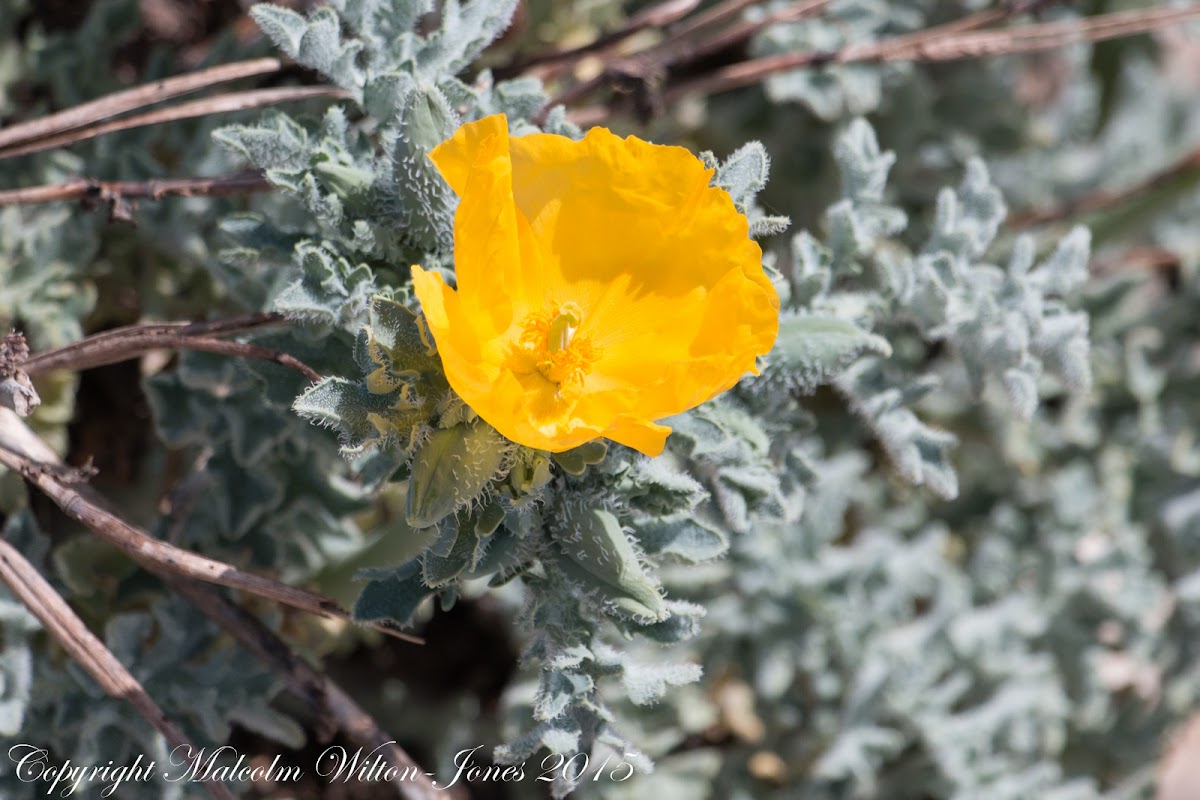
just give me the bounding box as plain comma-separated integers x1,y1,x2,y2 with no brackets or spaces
510,302,600,390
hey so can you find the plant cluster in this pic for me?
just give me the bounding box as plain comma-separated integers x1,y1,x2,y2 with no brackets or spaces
2,2,1199,799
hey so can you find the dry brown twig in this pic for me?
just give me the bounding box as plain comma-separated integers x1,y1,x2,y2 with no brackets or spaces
0,57,281,152
525,0,833,118
22,314,322,383
499,0,702,78
664,3,1200,102
0,86,348,161
665,0,763,41
865,0,1062,61
0,58,348,214
165,574,442,800
0,173,273,210
651,0,835,68
1008,145,1200,228
542,2,1200,119
0,535,236,800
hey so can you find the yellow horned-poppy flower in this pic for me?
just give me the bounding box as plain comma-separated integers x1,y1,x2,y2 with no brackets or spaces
411,114,779,457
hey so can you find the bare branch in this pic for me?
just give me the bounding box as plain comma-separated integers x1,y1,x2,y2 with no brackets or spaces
865,1,1064,61
0,86,349,161
0,58,281,152
21,313,286,378
173,312,288,337
653,0,835,68
0,173,272,209
1007,147,1200,228
23,319,323,383
0,537,235,800
663,4,1200,102
0,408,422,645
540,1,833,121
545,2,1189,119
664,0,761,41
499,0,701,78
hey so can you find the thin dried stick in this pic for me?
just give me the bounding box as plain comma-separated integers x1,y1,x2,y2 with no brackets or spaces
891,4,1200,60
665,0,761,41
172,312,286,337
501,0,701,77
542,1,833,118
867,1,1045,60
0,86,349,160
537,0,844,115
0,408,421,645
21,313,286,379
664,4,1200,101
166,575,442,800
1007,147,1200,228
0,58,281,151
546,0,1057,115
24,326,322,383
653,0,835,66
0,537,235,800
0,173,272,208
23,314,287,374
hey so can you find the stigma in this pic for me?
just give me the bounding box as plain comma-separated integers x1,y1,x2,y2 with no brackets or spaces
511,301,600,389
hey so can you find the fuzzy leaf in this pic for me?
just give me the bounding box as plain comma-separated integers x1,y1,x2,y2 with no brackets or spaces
353,563,432,627
553,505,666,621
293,376,421,453
637,516,728,563
275,242,375,329
621,661,703,706
770,313,892,392
715,141,769,212
416,0,519,77
380,82,458,251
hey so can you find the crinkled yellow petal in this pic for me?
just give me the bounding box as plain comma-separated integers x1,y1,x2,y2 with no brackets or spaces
508,123,779,425
428,115,551,328
494,370,605,452
410,265,501,403
603,416,672,457
425,115,517,335
427,112,505,196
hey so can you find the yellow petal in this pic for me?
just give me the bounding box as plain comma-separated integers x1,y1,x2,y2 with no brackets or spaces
428,113,508,196
429,117,518,335
603,416,672,457
510,125,778,424
428,114,554,330
410,265,498,402
474,368,606,452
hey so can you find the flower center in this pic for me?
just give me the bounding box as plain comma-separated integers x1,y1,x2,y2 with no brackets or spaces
511,301,600,389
